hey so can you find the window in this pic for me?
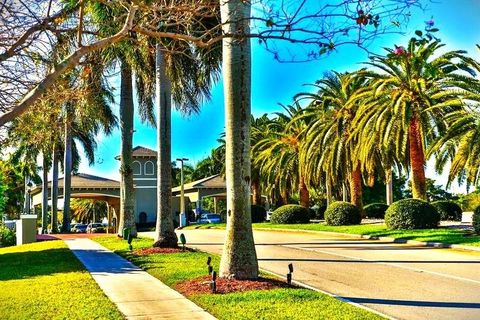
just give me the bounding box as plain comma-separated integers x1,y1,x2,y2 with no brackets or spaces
139,212,147,224
133,161,142,175
144,161,155,175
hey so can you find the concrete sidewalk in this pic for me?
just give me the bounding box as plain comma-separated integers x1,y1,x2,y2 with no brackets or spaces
65,238,216,320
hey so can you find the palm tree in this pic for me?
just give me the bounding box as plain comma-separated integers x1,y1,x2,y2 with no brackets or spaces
219,0,258,280
359,38,477,200
250,114,270,205
299,71,367,211
70,198,107,223
253,105,310,207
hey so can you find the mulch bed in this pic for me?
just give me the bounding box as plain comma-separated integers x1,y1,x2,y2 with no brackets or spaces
176,275,290,295
132,247,194,255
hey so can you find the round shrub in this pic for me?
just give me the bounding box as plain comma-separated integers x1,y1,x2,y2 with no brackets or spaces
270,205,310,224
364,203,389,219
473,206,480,235
251,205,267,223
0,226,15,247
385,199,440,230
431,201,462,221
324,201,361,226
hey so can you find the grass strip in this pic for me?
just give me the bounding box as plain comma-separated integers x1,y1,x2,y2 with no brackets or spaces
184,222,480,247
94,235,383,320
0,240,123,320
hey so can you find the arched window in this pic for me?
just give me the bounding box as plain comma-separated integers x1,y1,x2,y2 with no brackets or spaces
133,161,142,175
139,212,147,224
144,161,155,175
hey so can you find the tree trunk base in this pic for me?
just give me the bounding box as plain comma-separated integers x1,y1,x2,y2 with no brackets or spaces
153,232,178,248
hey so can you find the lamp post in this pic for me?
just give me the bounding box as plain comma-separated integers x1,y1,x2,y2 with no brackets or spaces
176,158,189,227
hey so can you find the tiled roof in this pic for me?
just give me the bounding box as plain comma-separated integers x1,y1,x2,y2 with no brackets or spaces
172,174,225,192
115,146,157,160
32,173,120,193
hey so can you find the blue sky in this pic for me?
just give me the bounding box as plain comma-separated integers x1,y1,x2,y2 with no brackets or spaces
79,0,480,193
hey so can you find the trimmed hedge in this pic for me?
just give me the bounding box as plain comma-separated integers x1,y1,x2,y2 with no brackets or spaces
431,201,462,221
0,226,15,247
473,206,480,235
324,201,361,226
251,205,267,223
364,203,389,219
385,199,440,230
270,205,310,224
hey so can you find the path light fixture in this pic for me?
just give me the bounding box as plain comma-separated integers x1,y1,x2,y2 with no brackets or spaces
26,181,33,215
127,232,133,251
207,256,213,275
211,270,217,293
179,233,186,251
176,158,189,227
287,263,294,286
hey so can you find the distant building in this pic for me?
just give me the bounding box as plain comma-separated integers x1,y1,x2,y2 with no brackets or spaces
31,146,226,228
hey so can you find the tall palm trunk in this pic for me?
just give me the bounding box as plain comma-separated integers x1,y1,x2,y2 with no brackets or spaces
51,146,59,233
219,0,258,280
251,172,261,205
153,44,177,248
117,60,137,237
408,114,427,200
62,105,73,232
385,167,393,205
41,153,49,234
299,176,309,208
326,178,332,206
350,161,363,215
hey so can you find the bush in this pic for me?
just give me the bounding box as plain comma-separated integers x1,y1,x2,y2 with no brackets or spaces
364,203,389,219
385,199,440,230
251,205,267,223
473,206,480,235
270,205,310,224
324,201,361,226
431,201,462,221
0,226,15,247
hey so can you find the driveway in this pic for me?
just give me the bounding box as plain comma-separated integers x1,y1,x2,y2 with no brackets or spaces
142,229,480,320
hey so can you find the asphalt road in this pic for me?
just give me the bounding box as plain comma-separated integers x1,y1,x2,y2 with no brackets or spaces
142,229,480,320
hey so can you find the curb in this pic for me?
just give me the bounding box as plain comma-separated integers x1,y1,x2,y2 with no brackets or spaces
254,227,480,253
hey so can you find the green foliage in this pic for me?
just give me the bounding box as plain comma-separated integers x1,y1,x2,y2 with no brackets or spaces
473,206,480,235
251,205,267,223
324,201,361,226
364,203,389,219
458,191,480,211
311,204,327,220
385,199,440,230
405,179,456,201
362,174,408,204
0,226,15,247
431,201,462,221
0,173,6,220
270,205,310,224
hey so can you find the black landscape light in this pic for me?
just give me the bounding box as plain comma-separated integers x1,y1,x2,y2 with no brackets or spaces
287,263,294,286
207,256,213,274
179,233,186,251
211,270,217,293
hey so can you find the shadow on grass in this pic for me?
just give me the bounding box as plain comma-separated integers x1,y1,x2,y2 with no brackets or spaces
343,296,480,309
0,248,83,281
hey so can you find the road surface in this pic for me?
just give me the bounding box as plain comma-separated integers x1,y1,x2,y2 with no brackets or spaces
142,229,480,320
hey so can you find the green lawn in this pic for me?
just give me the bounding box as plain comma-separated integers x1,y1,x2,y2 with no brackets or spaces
0,240,123,320
185,222,480,247
94,236,384,320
